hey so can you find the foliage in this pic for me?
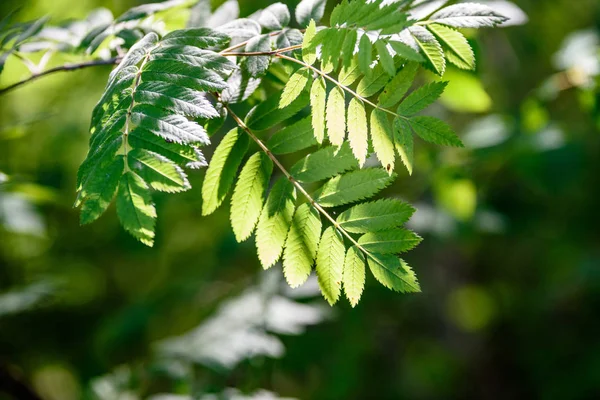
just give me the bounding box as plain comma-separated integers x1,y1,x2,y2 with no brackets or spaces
0,0,510,307
3,0,600,399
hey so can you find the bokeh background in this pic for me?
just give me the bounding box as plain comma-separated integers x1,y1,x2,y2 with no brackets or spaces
0,0,599,399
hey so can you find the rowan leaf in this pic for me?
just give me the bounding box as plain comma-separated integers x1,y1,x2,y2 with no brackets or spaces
230,152,273,242
255,178,296,268
316,226,345,305
283,203,322,287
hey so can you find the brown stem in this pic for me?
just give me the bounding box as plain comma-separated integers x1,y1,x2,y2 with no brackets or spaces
0,57,121,96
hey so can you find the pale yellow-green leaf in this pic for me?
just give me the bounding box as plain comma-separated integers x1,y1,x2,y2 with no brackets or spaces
316,226,345,305
310,76,326,143
370,109,395,173
347,98,368,166
283,203,322,288
326,86,346,147
343,246,365,307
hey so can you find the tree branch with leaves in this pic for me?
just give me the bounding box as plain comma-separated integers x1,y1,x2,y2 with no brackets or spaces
0,0,509,306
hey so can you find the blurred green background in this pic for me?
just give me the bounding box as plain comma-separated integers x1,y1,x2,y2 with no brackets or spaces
0,0,599,399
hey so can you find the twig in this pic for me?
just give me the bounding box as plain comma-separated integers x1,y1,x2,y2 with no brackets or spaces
0,57,121,96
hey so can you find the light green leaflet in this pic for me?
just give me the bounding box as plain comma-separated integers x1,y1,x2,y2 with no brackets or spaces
313,169,396,207
326,86,346,147
336,199,415,234
343,246,366,307
283,203,322,288
316,226,345,305
367,253,420,293
358,229,422,254
279,67,312,108
116,172,157,247
255,178,297,268
370,109,396,173
397,81,448,116
393,117,415,175
310,76,327,143
230,152,273,242
201,128,249,216
409,116,464,147
347,98,368,167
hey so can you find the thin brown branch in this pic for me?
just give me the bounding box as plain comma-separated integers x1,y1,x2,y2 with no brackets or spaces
0,57,121,96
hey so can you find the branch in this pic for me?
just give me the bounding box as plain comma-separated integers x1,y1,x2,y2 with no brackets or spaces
0,57,121,96
223,103,373,259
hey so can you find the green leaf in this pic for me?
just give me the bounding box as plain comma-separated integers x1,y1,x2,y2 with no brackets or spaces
428,23,475,70
388,40,425,62
80,157,124,225
336,199,416,234
343,246,366,307
341,29,357,68
246,90,310,131
116,172,157,247
302,19,317,65
375,40,396,76
134,81,218,119
326,86,346,147
358,229,422,254
393,117,414,175
291,143,358,183
428,4,508,28
370,109,395,173
347,98,369,167
255,178,296,268
410,26,445,76
160,28,230,49
358,34,372,76
150,46,235,73
316,226,345,305
283,203,322,288
129,128,207,169
339,57,361,86
280,67,312,108
267,116,317,155
131,104,210,145
357,63,390,98
410,116,464,147
230,152,273,242
310,76,327,143
295,0,327,27
367,253,420,293
257,3,290,30
396,81,448,116
244,34,271,77
76,137,124,207
314,169,396,207
321,29,346,73
378,62,418,108
201,128,249,216
128,148,190,193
